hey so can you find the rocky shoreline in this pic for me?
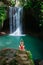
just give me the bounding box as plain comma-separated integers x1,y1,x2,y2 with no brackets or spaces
0,48,34,65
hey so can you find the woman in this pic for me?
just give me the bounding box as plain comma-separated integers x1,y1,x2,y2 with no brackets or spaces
19,40,25,51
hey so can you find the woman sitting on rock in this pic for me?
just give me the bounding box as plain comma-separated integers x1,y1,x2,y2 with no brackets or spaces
19,40,25,51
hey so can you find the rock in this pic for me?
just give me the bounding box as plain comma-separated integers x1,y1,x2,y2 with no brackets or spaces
15,50,34,65
0,48,34,65
0,2,4,6
39,60,43,65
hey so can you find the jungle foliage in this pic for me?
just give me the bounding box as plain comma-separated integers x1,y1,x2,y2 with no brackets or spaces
0,2,7,28
0,0,43,31
24,0,43,30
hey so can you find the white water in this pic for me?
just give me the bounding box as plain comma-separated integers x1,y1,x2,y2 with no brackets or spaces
9,7,13,33
9,7,25,36
9,27,25,36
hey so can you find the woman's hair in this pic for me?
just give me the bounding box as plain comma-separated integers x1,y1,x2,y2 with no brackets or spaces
20,39,24,45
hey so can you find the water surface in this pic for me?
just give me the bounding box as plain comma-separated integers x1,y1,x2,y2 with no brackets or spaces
0,35,43,59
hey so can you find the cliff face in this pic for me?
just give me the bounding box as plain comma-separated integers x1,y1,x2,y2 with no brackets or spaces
0,48,34,65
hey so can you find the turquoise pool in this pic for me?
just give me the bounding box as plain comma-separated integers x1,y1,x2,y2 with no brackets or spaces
0,35,43,59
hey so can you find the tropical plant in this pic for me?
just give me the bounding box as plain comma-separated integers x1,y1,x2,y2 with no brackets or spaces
18,0,25,6
39,1,43,27
0,5,7,29
11,0,15,6
18,0,32,7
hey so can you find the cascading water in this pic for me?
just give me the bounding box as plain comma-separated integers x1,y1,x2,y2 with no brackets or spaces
14,7,23,35
9,6,25,36
9,6,13,33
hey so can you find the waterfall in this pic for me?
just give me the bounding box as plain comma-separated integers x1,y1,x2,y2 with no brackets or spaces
12,7,17,32
9,6,25,36
9,6,13,33
8,0,26,36
15,7,23,34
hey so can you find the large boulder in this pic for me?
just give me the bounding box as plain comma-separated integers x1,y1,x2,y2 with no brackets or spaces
0,48,34,65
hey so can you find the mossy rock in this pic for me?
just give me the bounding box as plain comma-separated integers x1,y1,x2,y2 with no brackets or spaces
0,49,34,65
